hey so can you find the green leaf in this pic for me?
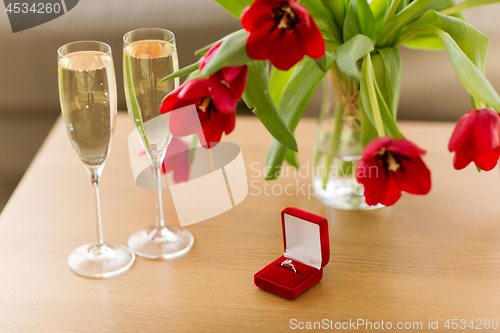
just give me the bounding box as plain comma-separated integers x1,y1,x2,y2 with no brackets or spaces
194,42,218,56
360,101,379,146
186,68,201,81
377,0,433,47
403,11,488,70
382,0,402,28
360,54,385,136
160,60,201,82
377,48,402,116
213,0,252,18
440,0,500,15
401,11,500,109
409,0,457,21
355,0,377,39
265,53,336,179
322,0,346,30
301,0,343,42
314,55,328,72
194,28,256,57
359,54,404,138
269,64,298,106
325,40,342,52
188,135,199,163
402,32,445,50
242,61,298,152
343,0,361,42
285,150,300,168
201,30,251,76
436,29,500,110
335,34,375,80
370,0,389,20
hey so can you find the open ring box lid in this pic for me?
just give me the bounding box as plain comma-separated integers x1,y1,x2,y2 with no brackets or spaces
254,207,330,300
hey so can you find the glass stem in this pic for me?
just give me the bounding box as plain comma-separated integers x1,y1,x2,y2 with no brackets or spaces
91,176,104,247
153,162,166,230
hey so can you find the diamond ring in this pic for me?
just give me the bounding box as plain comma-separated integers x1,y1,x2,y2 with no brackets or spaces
281,259,296,273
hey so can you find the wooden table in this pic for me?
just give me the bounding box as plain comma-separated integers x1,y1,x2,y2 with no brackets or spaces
1,113,500,332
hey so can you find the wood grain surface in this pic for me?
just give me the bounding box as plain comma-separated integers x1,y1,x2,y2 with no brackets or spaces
1,113,500,332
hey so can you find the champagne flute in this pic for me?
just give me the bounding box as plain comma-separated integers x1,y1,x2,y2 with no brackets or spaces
58,41,135,277
123,28,194,259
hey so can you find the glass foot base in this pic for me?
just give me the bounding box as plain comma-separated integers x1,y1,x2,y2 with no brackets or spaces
68,243,135,278
128,225,194,260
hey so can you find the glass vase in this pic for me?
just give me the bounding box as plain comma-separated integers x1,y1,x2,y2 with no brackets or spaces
312,64,382,210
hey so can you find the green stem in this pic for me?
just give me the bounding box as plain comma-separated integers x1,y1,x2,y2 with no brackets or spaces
321,104,345,190
363,54,386,137
314,79,330,167
124,55,150,148
471,96,486,110
340,159,355,178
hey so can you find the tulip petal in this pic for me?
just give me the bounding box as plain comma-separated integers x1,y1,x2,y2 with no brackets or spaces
160,88,183,114
289,0,311,26
222,112,236,135
163,152,177,173
294,16,325,59
395,157,431,195
253,0,281,5
388,138,426,158
452,139,479,170
241,4,273,32
268,29,306,70
361,137,391,161
357,159,390,206
448,110,476,152
470,109,500,151
303,25,326,59
165,137,188,157
210,81,237,114
223,66,248,100
473,150,500,171
246,21,275,60
222,66,245,83
173,152,190,183
178,78,211,100
199,43,221,72
169,104,203,137
163,137,191,183
201,115,224,148
287,1,324,59
381,176,402,206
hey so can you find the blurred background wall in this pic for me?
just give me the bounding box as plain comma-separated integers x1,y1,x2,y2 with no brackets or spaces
0,0,499,211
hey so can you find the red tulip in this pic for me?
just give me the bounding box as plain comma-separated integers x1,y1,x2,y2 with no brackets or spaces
200,42,248,99
160,77,236,148
162,137,192,183
241,0,325,70
356,137,431,206
139,138,192,184
448,109,500,171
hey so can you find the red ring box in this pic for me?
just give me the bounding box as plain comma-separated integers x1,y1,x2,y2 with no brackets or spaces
254,207,330,300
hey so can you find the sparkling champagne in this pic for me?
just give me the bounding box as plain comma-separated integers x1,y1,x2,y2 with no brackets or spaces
122,29,194,260
58,51,117,167
123,40,178,153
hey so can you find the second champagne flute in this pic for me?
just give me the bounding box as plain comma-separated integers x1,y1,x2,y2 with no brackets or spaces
123,28,194,259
